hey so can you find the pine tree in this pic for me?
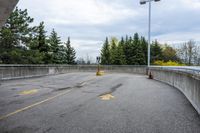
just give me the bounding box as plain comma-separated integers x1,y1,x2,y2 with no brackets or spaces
140,37,148,65
37,22,48,52
110,38,118,65
116,37,126,65
123,33,146,65
151,40,163,63
58,45,67,64
2,7,35,48
134,42,146,65
0,7,36,64
133,33,139,44
124,35,133,65
65,37,76,64
48,29,62,64
37,22,52,64
101,37,111,65
132,33,146,65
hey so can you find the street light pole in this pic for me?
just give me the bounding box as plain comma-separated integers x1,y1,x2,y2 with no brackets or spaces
140,0,160,68
148,1,151,68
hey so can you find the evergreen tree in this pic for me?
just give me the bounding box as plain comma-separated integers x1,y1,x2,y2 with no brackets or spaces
124,36,133,65
1,7,35,48
37,22,48,52
0,7,36,64
101,37,111,65
133,33,139,44
28,22,51,64
0,7,79,65
128,36,139,65
151,40,163,63
128,34,138,65
134,42,146,65
122,33,146,65
37,22,52,64
110,38,118,65
58,45,67,64
140,37,148,65
65,37,76,64
132,33,146,65
116,37,126,65
48,29,62,64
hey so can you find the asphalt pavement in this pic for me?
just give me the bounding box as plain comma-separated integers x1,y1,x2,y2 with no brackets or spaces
0,72,200,133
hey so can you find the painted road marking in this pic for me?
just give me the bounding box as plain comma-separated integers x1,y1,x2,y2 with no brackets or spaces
0,89,72,121
19,89,38,95
0,76,97,121
99,94,115,100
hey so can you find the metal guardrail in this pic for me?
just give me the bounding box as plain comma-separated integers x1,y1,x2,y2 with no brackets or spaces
151,66,200,75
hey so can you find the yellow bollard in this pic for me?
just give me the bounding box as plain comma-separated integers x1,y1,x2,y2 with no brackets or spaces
96,71,104,76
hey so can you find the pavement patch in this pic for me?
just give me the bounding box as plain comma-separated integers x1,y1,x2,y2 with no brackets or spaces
19,89,38,95
99,94,115,100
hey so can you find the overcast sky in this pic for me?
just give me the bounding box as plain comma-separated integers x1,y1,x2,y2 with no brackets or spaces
17,0,200,60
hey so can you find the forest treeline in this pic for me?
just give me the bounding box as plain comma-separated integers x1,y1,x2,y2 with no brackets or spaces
0,7,76,64
1,7,200,66
100,35,200,66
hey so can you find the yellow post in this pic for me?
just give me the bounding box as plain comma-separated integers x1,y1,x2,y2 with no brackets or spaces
96,56,104,76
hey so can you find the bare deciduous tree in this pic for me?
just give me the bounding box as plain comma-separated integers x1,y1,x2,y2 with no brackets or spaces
177,40,200,66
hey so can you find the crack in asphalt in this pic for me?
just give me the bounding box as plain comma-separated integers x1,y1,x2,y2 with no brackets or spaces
99,83,123,96
54,83,84,92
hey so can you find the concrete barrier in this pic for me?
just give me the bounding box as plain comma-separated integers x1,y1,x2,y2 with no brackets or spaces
150,67,200,114
0,65,147,80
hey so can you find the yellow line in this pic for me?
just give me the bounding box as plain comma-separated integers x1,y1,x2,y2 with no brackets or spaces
0,76,96,121
0,89,72,121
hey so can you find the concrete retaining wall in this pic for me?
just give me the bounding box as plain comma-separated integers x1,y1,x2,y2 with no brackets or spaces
150,67,200,114
0,65,147,80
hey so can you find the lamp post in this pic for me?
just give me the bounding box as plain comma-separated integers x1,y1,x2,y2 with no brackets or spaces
140,0,160,69
96,56,101,74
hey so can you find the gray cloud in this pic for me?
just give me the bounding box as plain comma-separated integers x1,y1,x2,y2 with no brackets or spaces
17,0,200,59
